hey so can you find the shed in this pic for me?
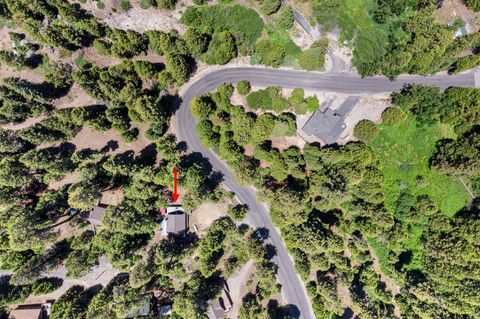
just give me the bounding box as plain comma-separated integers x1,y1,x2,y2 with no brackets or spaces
160,206,188,237
88,205,107,226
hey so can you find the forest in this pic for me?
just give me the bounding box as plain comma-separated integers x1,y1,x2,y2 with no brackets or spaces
312,0,480,77
191,81,480,318
0,0,479,318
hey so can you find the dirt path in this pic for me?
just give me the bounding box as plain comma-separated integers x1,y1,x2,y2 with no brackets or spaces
368,246,401,317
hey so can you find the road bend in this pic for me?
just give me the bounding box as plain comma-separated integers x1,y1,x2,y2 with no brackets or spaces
174,66,477,319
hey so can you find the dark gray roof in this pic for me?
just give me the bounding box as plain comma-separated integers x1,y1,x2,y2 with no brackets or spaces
302,109,342,139
335,96,359,117
301,96,359,144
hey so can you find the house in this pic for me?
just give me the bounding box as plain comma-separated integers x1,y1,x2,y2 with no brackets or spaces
88,204,107,226
302,96,359,144
160,206,188,237
10,301,53,319
207,283,233,319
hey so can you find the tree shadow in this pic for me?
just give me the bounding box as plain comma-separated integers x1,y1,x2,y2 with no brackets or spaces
137,143,158,166
254,227,270,241
265,243,277,260
100,140,119,153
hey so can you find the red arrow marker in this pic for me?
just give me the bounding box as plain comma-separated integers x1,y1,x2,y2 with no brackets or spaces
172,167,179,202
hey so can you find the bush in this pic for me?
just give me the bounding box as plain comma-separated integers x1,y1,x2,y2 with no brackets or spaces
381,107,406,125
299,40,328,71
306,96,320,112
32,278,62,295
261,0,281,15
120,0,131,10
227,204,248,221
181,5,264,44
464,0,480,11
247,87,288,112
254,39,285,68
139,0,153,9
97,1,105,9
236,80,251,95
277,6,294,29
354,120,379,142
156,0,177,9
203,31,237,65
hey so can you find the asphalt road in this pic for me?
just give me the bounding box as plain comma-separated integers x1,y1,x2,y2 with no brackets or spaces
173,67,478,319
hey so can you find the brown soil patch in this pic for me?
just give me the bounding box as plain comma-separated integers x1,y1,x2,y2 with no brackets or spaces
69,125,153,155
71,0,188,34
101,189,124,206
0,64,45,83
189,201,228,234
79,47,122,68
53,83,99,109
434,0,477,32
47,172,78,191
2,116,45,131
270,135,305,151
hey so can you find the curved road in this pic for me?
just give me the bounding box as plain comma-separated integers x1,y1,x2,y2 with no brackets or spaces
173,67,478,319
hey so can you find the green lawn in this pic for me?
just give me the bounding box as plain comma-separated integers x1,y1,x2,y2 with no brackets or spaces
367,115,469,270
368,116,468,216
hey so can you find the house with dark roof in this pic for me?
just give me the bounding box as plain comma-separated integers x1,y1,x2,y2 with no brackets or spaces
302,96,359,144
160,206,188,237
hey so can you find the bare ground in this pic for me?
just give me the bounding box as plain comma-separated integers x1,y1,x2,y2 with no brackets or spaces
189,201,229,235
434,0,478,32
226,259,256,319
69,124,153,155
339,96,391,144
70,0,188,34
53,83,99,109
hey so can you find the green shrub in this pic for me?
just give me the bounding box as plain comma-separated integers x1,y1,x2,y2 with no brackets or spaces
227,204,248,221
254,39,285,68
464,0,480,11
247,87,288,112
120,127,139,142
139,0,153,9
203,31,237,65
299,48,324,71
354,119,379,142
306,96,320,112
381,107,406,125
32,278,61,295
120,0,131,10
261,0,281,15
181,5,264,44
277,6,294,29
156,0,177,9
236,80,251,95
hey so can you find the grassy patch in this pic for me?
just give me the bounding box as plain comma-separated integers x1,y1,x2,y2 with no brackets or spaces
182,4,264,44
367,115,469,271
368,115,468,216
266,27,302,58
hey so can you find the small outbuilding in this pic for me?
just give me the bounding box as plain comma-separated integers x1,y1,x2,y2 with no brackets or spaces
88,205,107,226
160,206,188,237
